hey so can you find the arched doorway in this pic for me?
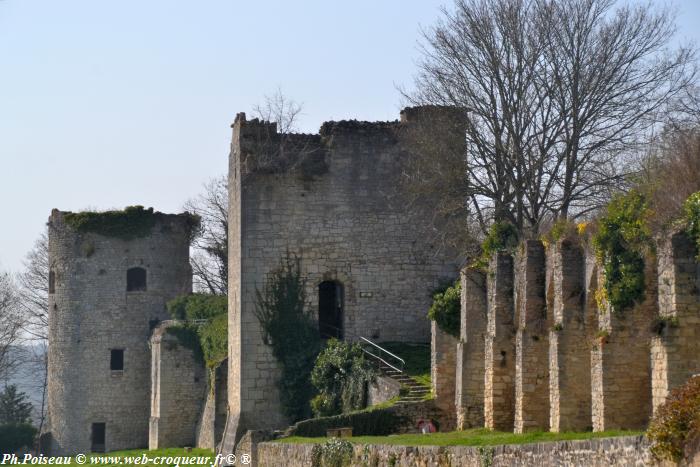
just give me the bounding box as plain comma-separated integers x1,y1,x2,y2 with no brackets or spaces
318,281,344,339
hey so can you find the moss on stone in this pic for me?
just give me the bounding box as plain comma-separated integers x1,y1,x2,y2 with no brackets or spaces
63,206,200,241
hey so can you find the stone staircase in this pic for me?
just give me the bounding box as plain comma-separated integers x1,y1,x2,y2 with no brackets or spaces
376,361,431,403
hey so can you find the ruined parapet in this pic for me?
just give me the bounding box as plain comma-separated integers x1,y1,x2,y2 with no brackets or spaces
431,322,458,431
46,209,193,455
455,268,487,430
222,108,464,450
651,230,700,413
590,251,656,432
548,238,590,432
484,253,515,431
513,241,548,433
149,322,206,449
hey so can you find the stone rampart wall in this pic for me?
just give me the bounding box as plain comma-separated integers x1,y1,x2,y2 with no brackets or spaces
450,230,698,434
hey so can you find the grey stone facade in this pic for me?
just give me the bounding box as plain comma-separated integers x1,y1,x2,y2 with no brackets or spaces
46,210,192,455
224,107,464,446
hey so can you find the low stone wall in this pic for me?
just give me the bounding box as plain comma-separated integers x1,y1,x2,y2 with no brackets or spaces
257,435,652,467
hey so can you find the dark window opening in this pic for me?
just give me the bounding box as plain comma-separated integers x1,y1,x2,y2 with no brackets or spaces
319,281,344,339
91,423,106,452
48,271,55,294
126,267,147,292
110,349,124,371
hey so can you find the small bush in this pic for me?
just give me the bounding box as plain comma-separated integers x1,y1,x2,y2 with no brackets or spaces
592,190,652,312
473,222,518,269
684,191,700,258
541,219,579,247
311,339,377,417
0,423,37,454
427,280,461,337
647,375,700,462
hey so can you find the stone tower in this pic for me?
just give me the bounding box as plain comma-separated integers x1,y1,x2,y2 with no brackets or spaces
45,208,193,455
221,107,465,451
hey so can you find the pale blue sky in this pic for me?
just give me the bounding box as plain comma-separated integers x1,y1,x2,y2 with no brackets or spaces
0,0,698,272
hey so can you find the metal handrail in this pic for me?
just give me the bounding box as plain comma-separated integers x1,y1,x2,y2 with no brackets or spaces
359,337,405,370
317,322,406,373
362,349,403,373
360,336,406,365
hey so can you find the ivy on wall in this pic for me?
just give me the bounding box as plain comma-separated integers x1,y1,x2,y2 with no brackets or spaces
63,205,200,241
592,190,652,313
165,293,227,368
254,253,321,422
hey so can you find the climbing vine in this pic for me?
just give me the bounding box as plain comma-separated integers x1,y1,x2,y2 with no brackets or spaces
592,190,653,312
254,253,321,422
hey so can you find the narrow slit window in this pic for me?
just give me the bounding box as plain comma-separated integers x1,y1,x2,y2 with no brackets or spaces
110,349,124,371
126,267,147,292
49,271,56,294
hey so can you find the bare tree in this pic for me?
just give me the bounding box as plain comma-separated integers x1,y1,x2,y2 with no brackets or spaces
16,230,49,342
0,271,21,381
407,0,696,237
184,176,229,295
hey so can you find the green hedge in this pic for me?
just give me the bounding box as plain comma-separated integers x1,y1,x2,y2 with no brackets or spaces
289,406,408,438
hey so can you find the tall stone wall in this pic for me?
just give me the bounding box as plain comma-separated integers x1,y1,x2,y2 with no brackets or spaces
223,108,464,447
591,258,656,431
149,323,206,449
431,322,457,431
484,253,515,431
456,268,486,429
548,238,591,432
451,229,698,435
513,240,548,433
46,210,192,455
651,231,700,413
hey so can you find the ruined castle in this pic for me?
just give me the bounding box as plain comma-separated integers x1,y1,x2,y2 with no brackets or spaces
44,107,464,455
43,104,700,457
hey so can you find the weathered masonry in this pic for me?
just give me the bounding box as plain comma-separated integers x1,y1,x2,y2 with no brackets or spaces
448,231,700,433
45,210,193,455
222,107,464,448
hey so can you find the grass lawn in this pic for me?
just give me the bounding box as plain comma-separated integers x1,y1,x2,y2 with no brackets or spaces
52,448,215,467
278,428,643,447
378,341,430,387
